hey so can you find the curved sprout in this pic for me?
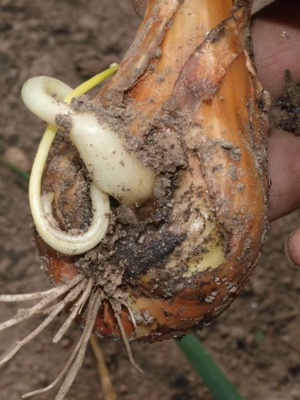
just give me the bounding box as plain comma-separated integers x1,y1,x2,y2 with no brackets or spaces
21,64,155,255
21,76,72,123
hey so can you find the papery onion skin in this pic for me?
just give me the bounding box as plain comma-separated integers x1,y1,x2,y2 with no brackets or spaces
35,0,269,342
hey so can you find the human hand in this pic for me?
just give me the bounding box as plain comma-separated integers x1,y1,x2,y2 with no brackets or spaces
252,0,300,264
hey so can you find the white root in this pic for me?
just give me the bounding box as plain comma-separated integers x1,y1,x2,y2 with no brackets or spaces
22,291,102,400
0,274,103,400
114,309,143,374
0,273,142,399
0,275,84,332
53,278,93,343
0,286,75,302
21,73,155,255
55,293,102,400
0,279,87,367
127,306,138,332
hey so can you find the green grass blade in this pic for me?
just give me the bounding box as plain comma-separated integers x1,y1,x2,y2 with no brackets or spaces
0,157,30,181
176,334,246,400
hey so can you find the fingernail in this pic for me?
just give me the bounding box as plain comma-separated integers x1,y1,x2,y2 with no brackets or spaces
285,231,300,269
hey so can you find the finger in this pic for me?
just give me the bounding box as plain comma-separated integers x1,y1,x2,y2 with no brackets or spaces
286,227,300,267
268,128,300,221
252,0,300,97
269,128,300,266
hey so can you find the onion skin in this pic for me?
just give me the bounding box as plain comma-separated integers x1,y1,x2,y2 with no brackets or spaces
36,0,269,342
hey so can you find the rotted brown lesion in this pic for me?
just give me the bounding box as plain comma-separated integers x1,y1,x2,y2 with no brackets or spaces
41,132,93,233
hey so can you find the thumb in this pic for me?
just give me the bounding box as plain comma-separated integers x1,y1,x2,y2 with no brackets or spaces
268,129,300,221
286,228,300,267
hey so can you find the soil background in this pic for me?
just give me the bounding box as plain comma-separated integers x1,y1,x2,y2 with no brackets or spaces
0,1,300,399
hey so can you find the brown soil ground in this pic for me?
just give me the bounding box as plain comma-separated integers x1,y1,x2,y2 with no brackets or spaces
1,1,300,399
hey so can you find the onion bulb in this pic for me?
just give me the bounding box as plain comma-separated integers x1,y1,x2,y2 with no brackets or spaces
0,0,269,398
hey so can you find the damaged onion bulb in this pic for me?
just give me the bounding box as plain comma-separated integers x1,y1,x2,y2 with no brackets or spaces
0,1,269,399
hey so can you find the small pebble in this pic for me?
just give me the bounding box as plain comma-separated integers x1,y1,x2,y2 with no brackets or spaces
59,336,73,349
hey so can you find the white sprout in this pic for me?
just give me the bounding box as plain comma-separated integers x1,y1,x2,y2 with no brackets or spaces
21,77,110,255
21,72,155,255
69,113,155,205
36,187,110,255
21,76,72,122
